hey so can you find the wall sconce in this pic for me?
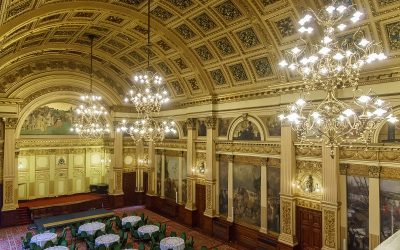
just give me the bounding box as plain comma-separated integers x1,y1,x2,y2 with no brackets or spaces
294,175,321,193
198,162,205,174
138,156,149,166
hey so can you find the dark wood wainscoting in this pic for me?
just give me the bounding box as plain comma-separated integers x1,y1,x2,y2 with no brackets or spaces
194,184,212,234
296,206,322,250
123,172,148,206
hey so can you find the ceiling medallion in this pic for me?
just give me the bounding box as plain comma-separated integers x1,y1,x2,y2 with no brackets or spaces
278,1,398,156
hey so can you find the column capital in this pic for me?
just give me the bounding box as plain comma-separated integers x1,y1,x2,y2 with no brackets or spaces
227,154,234,162
339,163,348,175
113,120,120,127
3,118,18,129
205,116,217,129
186,118,196,129
261,158,268,166
368,165,381,178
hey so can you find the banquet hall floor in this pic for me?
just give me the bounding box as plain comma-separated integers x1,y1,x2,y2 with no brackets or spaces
0,206,247,250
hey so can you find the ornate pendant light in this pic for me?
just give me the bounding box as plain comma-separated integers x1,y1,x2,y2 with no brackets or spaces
278,1,398,155
71,35,110,139
117,0,175,142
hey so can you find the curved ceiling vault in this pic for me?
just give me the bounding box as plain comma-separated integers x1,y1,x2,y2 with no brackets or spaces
0,0,399,107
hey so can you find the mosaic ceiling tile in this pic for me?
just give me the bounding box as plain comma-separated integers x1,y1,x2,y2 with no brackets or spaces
151,6,174,22
89,26,109,33
386,21,400,50
214,37,235,56
106,15,125,24
120,56,135,67
99,45,116,55
118,0,145,6
22,41,42,48
49,38,69,43
109,65,122,74
188,78,200,91
236,28,260,48
275,17,296,37
167,0,194,10
210,69,226,85
251,57,273,78
75,39,91,46
40,14,62,23
174,58,188,70
7,1,30,19
107,39,125,49
378,0,398,6
171,80,185,95
54,30,76,36
158,62,172,75
117,33,135,44
133,25,148,35
25,33,46,41
156,40,171,51
175,24,197,40
74,12,94,18
260,0,279,6
128,51,145,62
215,0,242,21
194,45,214,61
193,13,217,32
229,63,248,81
140,46,156,58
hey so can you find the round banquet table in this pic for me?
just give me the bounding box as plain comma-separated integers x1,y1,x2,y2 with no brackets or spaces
160,237,185,250
78,221,106,236
95,234,120,248
137,225,160,237
30,232,57,248
44,247,69,250
122,215,141,226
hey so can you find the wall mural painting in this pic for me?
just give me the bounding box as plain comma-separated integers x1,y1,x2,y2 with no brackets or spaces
182,155,187,203
233,158,261,226
165,155,179,201
233,120,261,141
378,122,400,143
267,115,281,137
21,102,75,135
219,157,229,216
347,176,369,250
380,179,400,241
156,154,162,196
218,118,232,137
198,119,207,137
267,166,280,233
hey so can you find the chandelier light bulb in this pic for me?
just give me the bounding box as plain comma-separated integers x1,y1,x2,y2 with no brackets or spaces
336,5,347,13
279,60,288,67
322,36,332,44
319,47,331,55
337,23,347,31
326,5,335,14
359,38,370,47
291,47,301,54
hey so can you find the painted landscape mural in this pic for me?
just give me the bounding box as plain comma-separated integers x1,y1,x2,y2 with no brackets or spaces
219,157,229,216
347,176,369,250
233,157,261,226
267,166,280,233
165,155,179,201
21,102,75,135
380,179,400,241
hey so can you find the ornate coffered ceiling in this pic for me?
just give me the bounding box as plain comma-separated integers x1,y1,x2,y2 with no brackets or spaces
0,0,399,106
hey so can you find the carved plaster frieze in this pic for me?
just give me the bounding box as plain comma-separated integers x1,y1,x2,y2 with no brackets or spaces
216,142,280,155
205,116,217,129
281,200,292,235
368,165,381,178
323,209,337,248
296,198,321,211
3,118,18,129
186,118,196,129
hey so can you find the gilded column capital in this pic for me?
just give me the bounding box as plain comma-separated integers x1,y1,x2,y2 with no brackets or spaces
179,151,184,157
3,118,18,129
205,116,217,129
368,165,381,178
261,158,268,166
186,118,196,130
227,154,234,162
339,163,348,175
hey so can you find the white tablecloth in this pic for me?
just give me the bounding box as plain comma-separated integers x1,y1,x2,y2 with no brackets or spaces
122,216,141,226
44,246,69,250
30,233,57,248
160,237,185,250
78,222,106,235
137,225,159,237
95,234,120,247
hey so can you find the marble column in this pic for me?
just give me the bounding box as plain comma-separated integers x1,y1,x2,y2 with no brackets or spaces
215,154,220,215
2,118,19,211
204,116,217,218
278,124,298,247
321,146,340,250
260,158,268,234
147,141,156,195
178,151,184,204
227,155,234,222
185,118,197,210
339,164,348,250
160,150,165,199
369,165,381,249
110,127,123,195
136,140,144,192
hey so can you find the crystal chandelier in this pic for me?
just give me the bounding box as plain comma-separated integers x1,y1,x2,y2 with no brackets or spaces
118,0,175,142
278,1,397,155
71,35,110,139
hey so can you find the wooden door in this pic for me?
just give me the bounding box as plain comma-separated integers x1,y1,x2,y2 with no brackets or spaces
297,206,322,250
195,184,206,229
123,172,136,206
